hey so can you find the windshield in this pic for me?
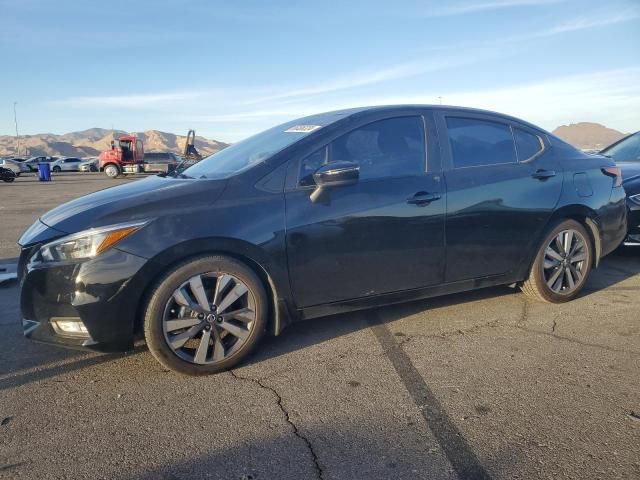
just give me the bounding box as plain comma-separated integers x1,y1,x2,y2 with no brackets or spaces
181,120,324,179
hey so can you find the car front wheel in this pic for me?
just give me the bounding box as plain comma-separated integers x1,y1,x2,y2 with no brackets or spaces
104,164,120,178
52,166,61,173
144,255,267,375
521,219,592,303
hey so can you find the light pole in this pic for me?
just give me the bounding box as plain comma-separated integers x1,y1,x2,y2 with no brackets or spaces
13,102,20,155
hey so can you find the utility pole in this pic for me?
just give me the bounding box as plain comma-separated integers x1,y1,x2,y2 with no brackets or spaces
13,101,20,155
437,96,443,105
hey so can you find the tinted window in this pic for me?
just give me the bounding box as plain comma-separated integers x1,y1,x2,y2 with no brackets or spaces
446,117,516,168
603,133,640,162
299,148,326,186
514,128,543,161
331,116,425,180
298,117,425,184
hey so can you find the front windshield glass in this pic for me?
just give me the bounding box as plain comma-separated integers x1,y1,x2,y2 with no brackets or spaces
181,120,324,179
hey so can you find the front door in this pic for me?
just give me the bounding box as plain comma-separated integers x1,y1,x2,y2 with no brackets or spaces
285,115,445,308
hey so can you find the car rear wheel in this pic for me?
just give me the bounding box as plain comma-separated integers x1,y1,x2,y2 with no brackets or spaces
144,255,267,375
104,164,119,178
521,219,592,303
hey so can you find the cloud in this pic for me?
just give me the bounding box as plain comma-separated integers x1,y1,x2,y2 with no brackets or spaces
51,91,204,108
244,56,488,105
345,68,640,133
426,0,564,16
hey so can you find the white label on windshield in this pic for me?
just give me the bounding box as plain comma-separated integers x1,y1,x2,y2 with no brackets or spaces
285,125,321,133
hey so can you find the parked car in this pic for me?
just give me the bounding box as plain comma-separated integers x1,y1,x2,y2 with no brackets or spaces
0,166,16,182
143,152,180,174
600,131,640,246
79,157,99,172
0,157,29,175
18,105,627,375
23,156,57,172
51,157,83,172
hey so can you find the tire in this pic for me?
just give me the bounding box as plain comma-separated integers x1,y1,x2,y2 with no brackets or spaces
104,164,120,178
144,255,268,375
52,166,61,173
521,219,592,303
3,177,15,183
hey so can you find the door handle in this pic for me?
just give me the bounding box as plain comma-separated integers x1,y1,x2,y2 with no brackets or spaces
531,169,556,180
407,192,441,206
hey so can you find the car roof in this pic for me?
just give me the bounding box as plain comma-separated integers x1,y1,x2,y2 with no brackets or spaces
293,105,548,133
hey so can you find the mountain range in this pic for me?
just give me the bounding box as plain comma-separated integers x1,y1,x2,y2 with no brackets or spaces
0,122,633,158
0,128,229,158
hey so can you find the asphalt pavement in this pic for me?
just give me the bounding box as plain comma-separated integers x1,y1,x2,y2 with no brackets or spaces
1,173,638,479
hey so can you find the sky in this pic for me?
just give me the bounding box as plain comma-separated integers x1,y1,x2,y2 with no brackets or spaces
1,0,639,142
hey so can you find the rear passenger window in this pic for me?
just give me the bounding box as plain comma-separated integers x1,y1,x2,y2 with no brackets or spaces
446,117,516,168
514,128,543,161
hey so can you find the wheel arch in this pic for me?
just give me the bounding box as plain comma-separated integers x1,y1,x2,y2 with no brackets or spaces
133,237,295,338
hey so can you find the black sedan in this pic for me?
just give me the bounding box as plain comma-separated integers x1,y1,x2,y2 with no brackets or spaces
600,131,640,246
18,106,627,375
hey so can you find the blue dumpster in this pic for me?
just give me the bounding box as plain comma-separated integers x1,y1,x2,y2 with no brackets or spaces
37,163,51,181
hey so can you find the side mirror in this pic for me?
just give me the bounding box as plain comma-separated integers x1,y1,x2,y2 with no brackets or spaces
310,161,359,203
312,161,360,188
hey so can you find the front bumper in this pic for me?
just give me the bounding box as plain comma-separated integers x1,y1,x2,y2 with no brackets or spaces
19,245,149,351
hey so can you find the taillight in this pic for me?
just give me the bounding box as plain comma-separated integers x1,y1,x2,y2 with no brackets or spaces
601,166,623,187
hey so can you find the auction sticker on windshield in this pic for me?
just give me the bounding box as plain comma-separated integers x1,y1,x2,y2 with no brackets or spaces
285,125,322,133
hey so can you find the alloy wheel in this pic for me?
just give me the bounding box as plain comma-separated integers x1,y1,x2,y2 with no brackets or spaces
162,272,256,365
542,229,588,294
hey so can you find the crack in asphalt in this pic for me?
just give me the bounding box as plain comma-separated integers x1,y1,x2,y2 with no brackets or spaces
552,319,557,333
512,325,640,356
229,370,324,480
396,320,505,348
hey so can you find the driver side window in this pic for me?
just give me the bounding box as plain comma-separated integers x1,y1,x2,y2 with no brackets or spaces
298,116,425,186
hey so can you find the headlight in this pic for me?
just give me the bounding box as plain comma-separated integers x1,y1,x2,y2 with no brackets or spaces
38,220,148,262
630,194,640,207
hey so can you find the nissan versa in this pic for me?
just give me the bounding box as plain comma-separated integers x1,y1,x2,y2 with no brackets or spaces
18,106,627,375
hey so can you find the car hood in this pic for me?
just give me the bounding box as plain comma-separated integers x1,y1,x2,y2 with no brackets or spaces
38,175,228,236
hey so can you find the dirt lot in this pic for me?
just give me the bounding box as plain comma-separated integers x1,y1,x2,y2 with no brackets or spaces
1,173,639,480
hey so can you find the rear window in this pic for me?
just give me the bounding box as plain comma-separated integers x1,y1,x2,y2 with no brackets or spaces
514,128,543,161
446,117,516,168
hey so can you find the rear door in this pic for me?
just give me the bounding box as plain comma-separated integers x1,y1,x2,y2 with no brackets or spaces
435,111,563,282
285,114,445,307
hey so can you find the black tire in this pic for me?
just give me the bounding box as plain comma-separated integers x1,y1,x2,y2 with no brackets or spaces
3,177,15,183
52,166,61,173
104,164,120,178
521,219,592,303
144,255,268,375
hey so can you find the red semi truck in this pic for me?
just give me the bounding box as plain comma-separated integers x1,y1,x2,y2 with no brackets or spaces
99,135,144,178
